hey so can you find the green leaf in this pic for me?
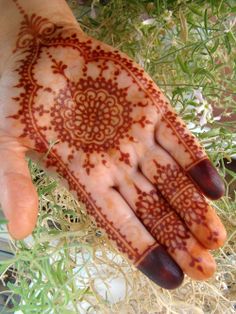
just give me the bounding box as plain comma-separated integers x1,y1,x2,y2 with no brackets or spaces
0,217,8,225
227,31,236,43
176,55,190,74
194,67,215,82
201,128,221,138
210,38,220,53
225,167,236,177
204,9,208,35
191,42,204,58
189,5,203,17
224,33,232,54
38,181,58,196
0,262,12,275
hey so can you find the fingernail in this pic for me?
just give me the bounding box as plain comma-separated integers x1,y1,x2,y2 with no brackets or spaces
187,159,225,200
137,245,184,289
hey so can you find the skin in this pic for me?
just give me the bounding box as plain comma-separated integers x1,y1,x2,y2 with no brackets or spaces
0,0,227,290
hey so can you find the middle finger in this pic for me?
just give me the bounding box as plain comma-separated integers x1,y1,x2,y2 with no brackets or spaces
138,144,227,250
115,169,216,280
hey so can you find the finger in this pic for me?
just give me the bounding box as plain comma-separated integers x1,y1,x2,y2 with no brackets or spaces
115,170,216,280
0,140,38,239
81,186,183,289
155,103,224,199
138,144,227,250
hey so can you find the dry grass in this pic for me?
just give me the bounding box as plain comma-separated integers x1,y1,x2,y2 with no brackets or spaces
0,0,236,313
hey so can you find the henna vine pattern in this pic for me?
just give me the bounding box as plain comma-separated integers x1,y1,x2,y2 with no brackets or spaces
162,111,205,166
134,185,204,272
8,0,207,265
10,1,205,169
153,161,220,243
8,0,158,262
134,185,189,251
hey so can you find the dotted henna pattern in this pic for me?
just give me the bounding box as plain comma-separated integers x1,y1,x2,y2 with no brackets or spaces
50,65,134,154
153,161,220,244
8,0,206,264
134,185,204,272
134,185,189,250
161,110,205,165
9,0,158,262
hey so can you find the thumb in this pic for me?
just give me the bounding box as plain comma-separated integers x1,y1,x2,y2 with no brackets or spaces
0,140,38,240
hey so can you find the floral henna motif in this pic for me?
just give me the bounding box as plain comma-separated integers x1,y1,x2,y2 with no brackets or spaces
7,0,209,271
153,161,220,243
134,185,204,272
9,0,159,263
134,185,189,251
37,152,142,261
10,0,205,169
135,186,169,229
51,76,135,173
50,61,133,153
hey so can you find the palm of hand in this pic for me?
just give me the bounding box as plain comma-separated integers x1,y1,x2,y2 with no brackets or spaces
0,12,226,289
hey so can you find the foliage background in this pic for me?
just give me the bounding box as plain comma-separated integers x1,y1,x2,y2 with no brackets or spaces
0,0,236,313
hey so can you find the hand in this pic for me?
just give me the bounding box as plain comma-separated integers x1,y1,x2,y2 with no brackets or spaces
0,0,226,290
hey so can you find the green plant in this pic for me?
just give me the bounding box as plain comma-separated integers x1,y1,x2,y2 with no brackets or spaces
0,0,235,312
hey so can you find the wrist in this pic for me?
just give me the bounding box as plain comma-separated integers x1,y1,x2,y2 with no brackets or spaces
0,0,78,73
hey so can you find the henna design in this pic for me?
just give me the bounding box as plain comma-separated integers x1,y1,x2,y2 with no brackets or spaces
51,75,133,151
43,153,141,261
160,110,205,165
9,2,205,166
134,186,204,272
153,161,220,244
135,186,189,252
7,0,206,267
9,0,158,262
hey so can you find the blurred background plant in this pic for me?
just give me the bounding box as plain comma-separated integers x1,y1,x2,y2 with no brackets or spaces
0,0,235,313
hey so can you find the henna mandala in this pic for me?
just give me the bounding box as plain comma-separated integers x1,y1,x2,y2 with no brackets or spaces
9,0,156,262
51,76,133,153
7,0,208,268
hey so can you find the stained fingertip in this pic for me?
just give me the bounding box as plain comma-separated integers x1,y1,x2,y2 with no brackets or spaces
137,245,184,290
187,159,225,200
186,248,216,281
